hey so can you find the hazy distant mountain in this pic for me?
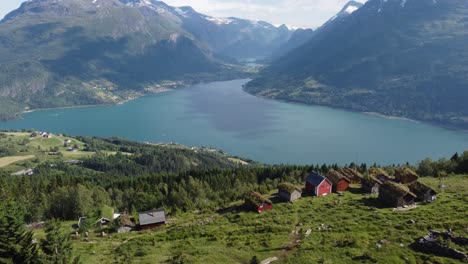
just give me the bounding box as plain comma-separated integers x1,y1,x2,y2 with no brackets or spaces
169,5,294,60
246,0,468,129
273,28,315,59
0,0,292,118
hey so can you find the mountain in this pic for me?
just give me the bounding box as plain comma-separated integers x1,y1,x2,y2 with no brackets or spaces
0,0,291,119
246,0,468,129
273,28,315,59
168,6,294,60
321,0,364,28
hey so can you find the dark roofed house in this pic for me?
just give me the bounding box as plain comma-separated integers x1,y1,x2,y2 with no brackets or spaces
395,167,419,184
305,171,332,196
362,176,382,194
139,210,166,230
244,192,272,213
379,182,416,208
278,183,302,202
409,181,437,203
339,167,364,184
326,170,351,193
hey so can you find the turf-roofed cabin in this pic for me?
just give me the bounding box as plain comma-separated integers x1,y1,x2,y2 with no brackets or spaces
305,171,332,196
409,181,437,203
379,182,416,208
339,167,364,184
362,176,382,194
326,170,351,193
139,210,166,230
369,167,394,183
278,183,302,202
395,167,419,184
244,192,272,213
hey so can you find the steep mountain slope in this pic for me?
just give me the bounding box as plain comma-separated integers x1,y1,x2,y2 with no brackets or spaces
273,28,315,59
246,0,468,129
0,0,228,116
0,0,291,119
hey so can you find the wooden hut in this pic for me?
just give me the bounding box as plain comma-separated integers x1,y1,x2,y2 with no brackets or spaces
369,167,394,183
278,183,302,202
362,176,382,194
244,192,272,213
339,167,364,184
305,171,332,196
409,181,437,202
325,170,351,193
395,167,419,184
139,210,166,230
378,182,416,208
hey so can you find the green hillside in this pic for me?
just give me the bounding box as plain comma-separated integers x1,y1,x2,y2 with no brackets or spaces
0,132,467,263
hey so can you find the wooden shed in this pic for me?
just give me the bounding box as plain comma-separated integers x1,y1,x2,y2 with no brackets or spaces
339,167,364,184
278,183,302,202
244,192,272,213
326,170,351,193
395,167,419,184
305,171,332,196
369,167,394,183
361,176,382,194
409,181,437,202
139,210,166,230
378,182,416,208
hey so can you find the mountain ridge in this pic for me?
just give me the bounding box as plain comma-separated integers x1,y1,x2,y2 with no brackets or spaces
246,0,468,129
0,0,293,120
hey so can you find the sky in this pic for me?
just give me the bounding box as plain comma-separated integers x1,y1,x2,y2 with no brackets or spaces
0,0,367,28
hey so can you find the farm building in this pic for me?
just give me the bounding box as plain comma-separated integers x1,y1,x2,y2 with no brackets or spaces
278,182,302,202
378,182,416,208
326,170,351,192
339,167,364,184
369,167,394,183
395,167,419,184
115,213,136,233
409,181,437,202
305,171,332,196
244,192,272,213
139,210,166,230
362,176,382,194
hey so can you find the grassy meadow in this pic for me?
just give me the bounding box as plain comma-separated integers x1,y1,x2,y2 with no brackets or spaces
32,175,467,264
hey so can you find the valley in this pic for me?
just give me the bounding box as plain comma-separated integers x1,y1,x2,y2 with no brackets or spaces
2,79,468,165
1,1,468,263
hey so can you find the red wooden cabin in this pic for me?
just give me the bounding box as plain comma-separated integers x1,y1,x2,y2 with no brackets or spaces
326,170,351,193
305,171,332,196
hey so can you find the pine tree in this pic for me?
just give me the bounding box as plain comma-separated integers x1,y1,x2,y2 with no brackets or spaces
0,201,41,264
41,220,74,264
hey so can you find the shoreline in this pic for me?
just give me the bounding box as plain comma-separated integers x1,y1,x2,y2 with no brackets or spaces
21,88,175,116
243,88,468,133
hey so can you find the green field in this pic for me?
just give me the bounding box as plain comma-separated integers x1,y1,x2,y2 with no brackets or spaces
35,176,467,264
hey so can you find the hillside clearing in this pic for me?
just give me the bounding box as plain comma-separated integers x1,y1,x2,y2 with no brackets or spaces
0,155,35,168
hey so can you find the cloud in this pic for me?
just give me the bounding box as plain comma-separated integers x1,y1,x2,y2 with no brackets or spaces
163,0,368,28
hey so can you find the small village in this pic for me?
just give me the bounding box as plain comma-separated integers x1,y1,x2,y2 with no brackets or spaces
68,166,467,262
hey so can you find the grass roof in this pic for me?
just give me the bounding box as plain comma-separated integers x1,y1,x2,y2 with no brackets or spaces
325,170,350,184
245,192,272,206
396,167,419,178
339,167,364,180
380,182,416,198
278,182,300,194
409,181,437,195
368,167,392,178
362,175,382,186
